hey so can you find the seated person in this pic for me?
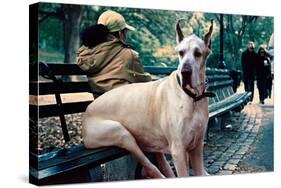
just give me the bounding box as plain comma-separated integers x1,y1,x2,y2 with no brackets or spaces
76,10,152,93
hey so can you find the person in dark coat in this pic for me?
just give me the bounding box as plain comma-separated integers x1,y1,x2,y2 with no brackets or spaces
256,47,271,104
241,41,258,101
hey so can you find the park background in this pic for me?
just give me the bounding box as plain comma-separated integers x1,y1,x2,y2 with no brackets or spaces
0,0,280,188
37,3,273,71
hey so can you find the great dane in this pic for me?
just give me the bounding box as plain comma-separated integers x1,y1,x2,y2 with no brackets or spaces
82,20,214,178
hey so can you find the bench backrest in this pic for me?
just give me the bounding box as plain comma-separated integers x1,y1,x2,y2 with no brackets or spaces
206,68,234,105
30,63,234,140
30,63,94,119
30,64,233,115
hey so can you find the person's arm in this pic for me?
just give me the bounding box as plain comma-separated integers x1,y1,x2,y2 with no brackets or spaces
241,51,247,72
76,46,96,72
127,49,152,82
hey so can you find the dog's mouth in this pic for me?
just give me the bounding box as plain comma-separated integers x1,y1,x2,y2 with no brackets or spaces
181,71,192,89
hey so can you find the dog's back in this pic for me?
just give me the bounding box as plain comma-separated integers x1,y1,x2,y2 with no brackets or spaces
84,75,166,121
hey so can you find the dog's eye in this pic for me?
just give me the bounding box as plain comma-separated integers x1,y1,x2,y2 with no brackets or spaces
179,50,185,58
194,49,202,58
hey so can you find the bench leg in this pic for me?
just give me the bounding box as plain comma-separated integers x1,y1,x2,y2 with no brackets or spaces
220,112,232,130
88,165,104,182
104,155,137,180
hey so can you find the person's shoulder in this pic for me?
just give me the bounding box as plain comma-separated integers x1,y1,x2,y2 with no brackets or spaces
243,48,247,52
120,43,138,55
120,44,139,58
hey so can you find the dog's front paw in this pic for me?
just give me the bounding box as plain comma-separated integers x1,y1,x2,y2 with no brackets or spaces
204,170,210,176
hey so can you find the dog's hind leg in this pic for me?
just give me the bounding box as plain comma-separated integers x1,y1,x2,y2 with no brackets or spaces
83,119,165,178
154,153,175,177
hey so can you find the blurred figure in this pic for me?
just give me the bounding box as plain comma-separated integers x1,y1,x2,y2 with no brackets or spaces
267,34,274,98
268,34,274,58
256,47,271,104
241,41,257,101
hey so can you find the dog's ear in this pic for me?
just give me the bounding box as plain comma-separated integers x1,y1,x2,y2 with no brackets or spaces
176,19,184,44
204,19,214,50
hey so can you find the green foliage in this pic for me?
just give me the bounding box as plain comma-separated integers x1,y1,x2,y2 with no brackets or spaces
243,16,273,48
39,17,63,52
38,3,274,71
38,3,64,62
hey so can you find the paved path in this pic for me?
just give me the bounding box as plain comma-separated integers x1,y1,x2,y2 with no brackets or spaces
204,82,274,175
235,105,273,173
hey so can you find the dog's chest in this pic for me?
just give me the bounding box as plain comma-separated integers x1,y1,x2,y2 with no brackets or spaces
178,101,209,149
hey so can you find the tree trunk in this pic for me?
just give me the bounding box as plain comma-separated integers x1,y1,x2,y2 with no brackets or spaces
62,5,82,81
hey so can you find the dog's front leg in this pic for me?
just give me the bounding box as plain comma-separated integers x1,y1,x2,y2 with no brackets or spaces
189,142,207,176
171,144,189,177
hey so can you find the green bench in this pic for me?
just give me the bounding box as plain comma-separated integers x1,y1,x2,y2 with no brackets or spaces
29,62,251,185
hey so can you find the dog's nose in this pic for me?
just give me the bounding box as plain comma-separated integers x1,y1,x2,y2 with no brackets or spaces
181,63,192,73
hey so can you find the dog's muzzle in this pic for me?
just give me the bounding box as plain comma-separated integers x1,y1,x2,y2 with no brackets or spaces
176,74,216,102
180,61,193,87
181,62,192,72
181,71,192,88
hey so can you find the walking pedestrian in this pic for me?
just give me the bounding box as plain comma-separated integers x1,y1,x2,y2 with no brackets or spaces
241,41,258,101
256,47,271,104
267,34,274,98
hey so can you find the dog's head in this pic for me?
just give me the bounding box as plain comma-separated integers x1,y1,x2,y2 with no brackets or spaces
175,19,213,90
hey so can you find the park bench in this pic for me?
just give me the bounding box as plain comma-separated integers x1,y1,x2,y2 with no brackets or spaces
29,62,251,185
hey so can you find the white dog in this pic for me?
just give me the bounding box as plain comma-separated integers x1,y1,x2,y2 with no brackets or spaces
82,20,214,178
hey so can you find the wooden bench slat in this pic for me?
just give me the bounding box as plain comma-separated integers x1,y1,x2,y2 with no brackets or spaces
30,81,91,95
144,66,177,75
208,80,233,89
37,146,127,170
31,146,128,180
30,101,92,118
43,63,87,75
209,93,248,118
209,93,245,111
207,75,231,82
206,68,229,75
